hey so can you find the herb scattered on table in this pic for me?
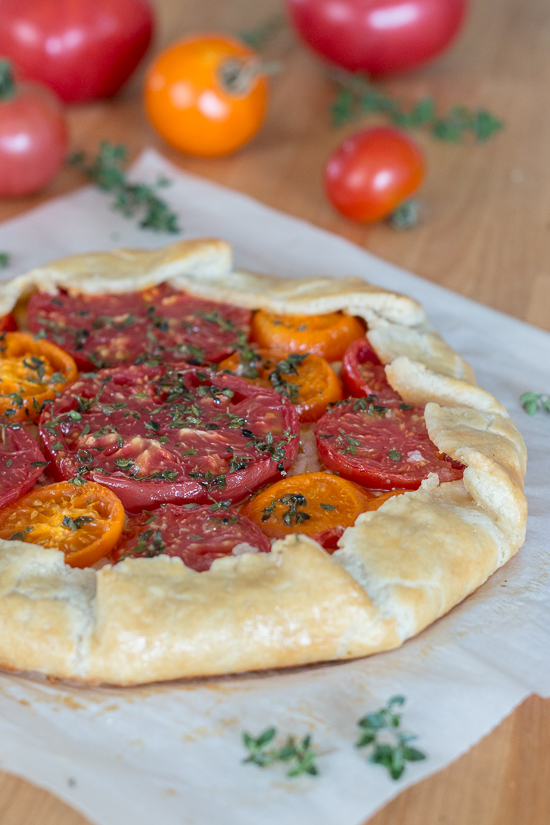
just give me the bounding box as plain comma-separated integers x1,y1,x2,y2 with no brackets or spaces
0,252,10,268
69,141,181,233
242,727,319,777
520,392,550,416
356,695,426,780
330,72,503,143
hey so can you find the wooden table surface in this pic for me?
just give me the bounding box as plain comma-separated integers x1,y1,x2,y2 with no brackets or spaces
0,0,549,822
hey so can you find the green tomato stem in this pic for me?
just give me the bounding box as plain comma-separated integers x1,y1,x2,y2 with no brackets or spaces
0,60,16,101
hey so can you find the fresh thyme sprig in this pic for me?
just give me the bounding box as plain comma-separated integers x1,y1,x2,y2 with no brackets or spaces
69,142,181,233
356,695,426,780
0,252,10,268
330,72,503,143
243,727,319,777
520,392,550,416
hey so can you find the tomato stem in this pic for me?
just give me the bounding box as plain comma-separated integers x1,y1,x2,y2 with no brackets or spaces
219,57,280,95
0,60,16,101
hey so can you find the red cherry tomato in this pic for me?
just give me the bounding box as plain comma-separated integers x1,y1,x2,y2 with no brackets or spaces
286,0,467,76
0,61,67,197
325,127,425,223
0,0,154,104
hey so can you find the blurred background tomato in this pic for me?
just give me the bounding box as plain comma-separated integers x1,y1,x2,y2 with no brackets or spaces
286,0,468,75
0,0,154,103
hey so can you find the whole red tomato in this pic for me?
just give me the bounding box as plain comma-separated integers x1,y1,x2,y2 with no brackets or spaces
0,61,68,197
325,127,425,223
287,0,467,75
0,0,154,104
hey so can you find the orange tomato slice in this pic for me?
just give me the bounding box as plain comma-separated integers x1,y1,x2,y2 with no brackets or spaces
250,311,365,361
241,471,375,550
219,349,343,422
0,481,125,568
0,332,78,422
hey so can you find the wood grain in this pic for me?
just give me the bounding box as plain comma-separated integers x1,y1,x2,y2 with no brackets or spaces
0,0,548,822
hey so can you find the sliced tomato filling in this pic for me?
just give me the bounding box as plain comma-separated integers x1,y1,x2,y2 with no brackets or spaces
28,285,251,370
315,398,464,490
39,365,300,511
0,418,48,509
110,503,271,572
341,337,402,403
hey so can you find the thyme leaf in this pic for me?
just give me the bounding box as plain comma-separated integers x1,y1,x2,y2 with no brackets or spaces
242,727,319,777
520,391,550,416
356,695,426,780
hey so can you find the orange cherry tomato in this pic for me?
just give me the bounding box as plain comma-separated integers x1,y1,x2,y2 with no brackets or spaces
241,471,376,550
0,332,77,422
219,349,343,423
325,127,425,223
251,311,365,361
0,480,125,568
144,35,268,158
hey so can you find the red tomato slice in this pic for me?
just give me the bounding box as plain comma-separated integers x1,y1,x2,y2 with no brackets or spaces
0,418,48,509
315,399,464,490
39,365,300,512
0,313,17,332
27,285,251,371
342,337,402,403
110,503,271,572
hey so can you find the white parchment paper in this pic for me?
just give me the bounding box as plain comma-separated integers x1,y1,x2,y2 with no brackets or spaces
0,149,548,825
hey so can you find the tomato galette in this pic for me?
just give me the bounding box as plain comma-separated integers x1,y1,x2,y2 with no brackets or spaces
0,239,527,685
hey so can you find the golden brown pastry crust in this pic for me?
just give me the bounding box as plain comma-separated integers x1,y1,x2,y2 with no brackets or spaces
0,239,527,685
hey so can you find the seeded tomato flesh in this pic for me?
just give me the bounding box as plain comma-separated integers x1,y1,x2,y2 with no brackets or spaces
315,399,464,489
0,419,48,509
341,337,402,403
39,365,300,512
28,284,251,370
110,503,271,571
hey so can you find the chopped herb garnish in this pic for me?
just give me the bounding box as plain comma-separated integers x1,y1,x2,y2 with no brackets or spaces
269,353,308,403
262,493,310,527
133,528,166,558
62,515,94,531
242,727,319,777
356,695,426,780
388,448,402,461
30,460,49,467
9,526,34,541
320,503,337,511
